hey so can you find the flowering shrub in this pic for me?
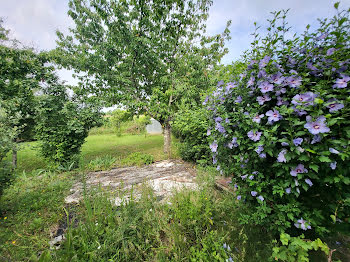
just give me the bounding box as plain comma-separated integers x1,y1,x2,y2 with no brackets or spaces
206,5,350,234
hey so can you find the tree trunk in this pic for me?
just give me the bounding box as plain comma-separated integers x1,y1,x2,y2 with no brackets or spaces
12,148,17,169
163,122,171,157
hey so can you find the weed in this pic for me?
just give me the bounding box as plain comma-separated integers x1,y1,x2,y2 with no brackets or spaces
120,152,154,167
86,155,116,171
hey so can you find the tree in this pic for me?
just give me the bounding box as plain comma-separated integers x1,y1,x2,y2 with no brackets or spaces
54,0,230,155
0,19,50,167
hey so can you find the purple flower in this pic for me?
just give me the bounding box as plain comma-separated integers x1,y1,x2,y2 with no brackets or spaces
252,114,264,123
216,165,221,171
247,76,255,87
247,130,262,142
257,95,271,105
293,107,307,116
292,92,317,106
281,142,289,146
296,187,300,194
244,111,249,116
255,146,264,154
295,179,299,186
258,70,267,79
305,178,313,187
257,196,264,201
311,134,322,144
330,161,337,170
207,129,211,136
277,97,289,106
237,195,242,200
241,175,248,180
225,118,230,124
215,116,223,122
252,171,259,175
235,96,242,103
285,76,302,88
333,75,349,88
217,80,224,87
266,109,283,123
215,122,226,133
251,191,258,197
210,141,218,153
293,138,303,146
270,72,284,85
329,148,340,154
259,55,271,68
327,100,344,112
307,62,319,72
227,137,238,149
317,33,328,40
326,48,336,56
226,82,236,92
304,116,330,135
290,164,308,177
259,153,266,158
277,149,287,163
259,81,274,93
249,175,254,180
294,218,311,230
285,187,291,194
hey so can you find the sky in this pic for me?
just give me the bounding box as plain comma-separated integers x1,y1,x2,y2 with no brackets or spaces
1,0,349,85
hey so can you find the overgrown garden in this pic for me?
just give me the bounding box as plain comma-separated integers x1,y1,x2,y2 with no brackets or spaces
0,1,349,261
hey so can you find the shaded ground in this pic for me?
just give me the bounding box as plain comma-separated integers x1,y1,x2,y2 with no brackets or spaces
65,160,198,205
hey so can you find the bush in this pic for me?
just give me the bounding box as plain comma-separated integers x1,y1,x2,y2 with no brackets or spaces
206,5,350,236
0,102,17,198
36,83,101,166
172,106,212,165
120,152,154,166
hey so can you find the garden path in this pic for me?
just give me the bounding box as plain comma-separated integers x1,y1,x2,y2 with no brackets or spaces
64,160,198,205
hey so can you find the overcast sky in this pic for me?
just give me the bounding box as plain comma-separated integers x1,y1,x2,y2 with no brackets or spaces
1,0,349,84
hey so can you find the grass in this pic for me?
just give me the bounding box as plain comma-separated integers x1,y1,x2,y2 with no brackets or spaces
0,170,74,261
13,134,179,172
2,134,343,261
0,133,181,262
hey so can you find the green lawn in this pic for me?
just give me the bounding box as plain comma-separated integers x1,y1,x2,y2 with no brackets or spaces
14,134,179,172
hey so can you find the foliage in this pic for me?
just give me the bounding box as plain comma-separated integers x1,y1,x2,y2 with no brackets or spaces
0,26,49,142
87,155,116,171
35,82,101,166
0,99,20,197
108,109,132,136
272,233,330,262
172,105,211,165
206,4,350,236
120,152,154,167
121,115,151,136
54,0,230,153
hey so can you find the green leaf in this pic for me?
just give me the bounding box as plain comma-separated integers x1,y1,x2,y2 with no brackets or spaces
334,2,339,9
330,215,336,223
319,156,331,163
305,149,316,154
309,164,319,172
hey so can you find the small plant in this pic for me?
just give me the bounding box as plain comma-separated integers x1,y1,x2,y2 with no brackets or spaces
272,233,330,262
120,152,154,166
87,155,116,171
